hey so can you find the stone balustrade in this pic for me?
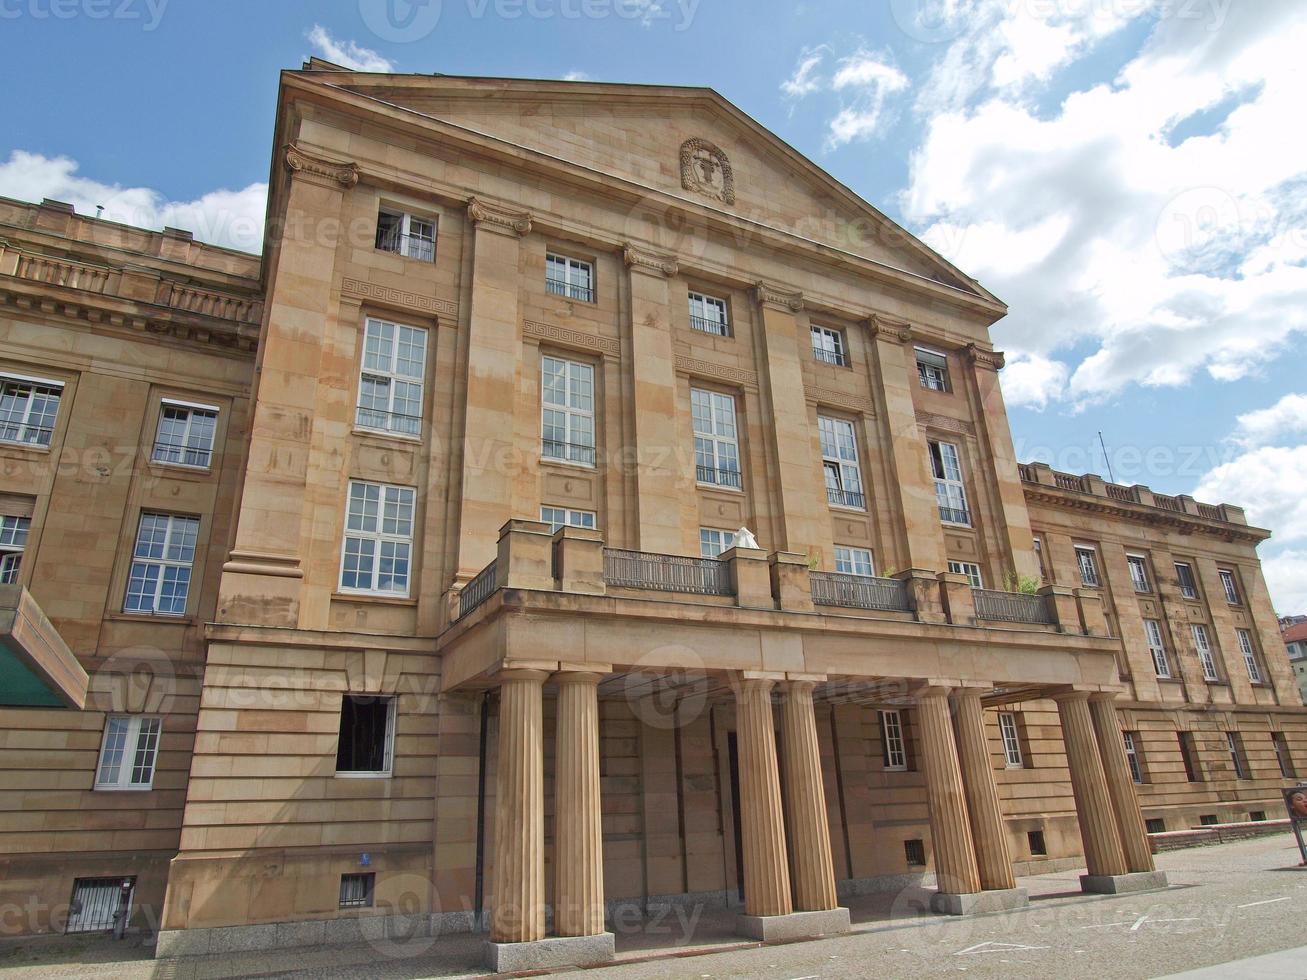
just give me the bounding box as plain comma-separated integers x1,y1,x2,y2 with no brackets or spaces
1019,461,1248,526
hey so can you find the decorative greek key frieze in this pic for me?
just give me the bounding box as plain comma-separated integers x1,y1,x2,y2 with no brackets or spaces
754,281,804,313
674,355,758,388
284,143,359,188
341,278,458,318
467,197,533,237
524,320,621,356
680,138,736,205
915,411,974,436
966,343,1006,371
623,244,679,278
806,387,875,417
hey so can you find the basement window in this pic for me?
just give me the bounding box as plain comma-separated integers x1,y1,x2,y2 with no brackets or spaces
1027,830,1047,856
335,695,397,777
339,873,376,909
903,839,926,867
1250,811,1267,822
1199,814,1219,827
1145,818,1166,835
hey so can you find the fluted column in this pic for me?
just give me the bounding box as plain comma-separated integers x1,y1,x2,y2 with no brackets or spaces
491,670,547,944
918,687,982,896
553,672,606,936
1055,691,1128,877
1088,694,1155,874
951,689,1016,891
780,681,839,912
735,677,793,918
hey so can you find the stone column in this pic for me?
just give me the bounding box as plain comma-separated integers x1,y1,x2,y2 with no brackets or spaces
553,672,606,937
491,670,547,944
1088,694,1155,874
780,681,838,912
1055,691,1128,878
917,687,982,898
734,677,793,918
950,689,1016,892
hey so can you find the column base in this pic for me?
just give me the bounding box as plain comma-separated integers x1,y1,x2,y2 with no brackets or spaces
1080,870,1169,895
484,933,615,972
737,907,851,941
931,888,1029,916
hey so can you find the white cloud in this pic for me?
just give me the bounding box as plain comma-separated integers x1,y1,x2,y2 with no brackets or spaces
562,70,592,82
0,150,267,253
1261,549,1307,617
781,46,908,148
997,352,1070,411
781,46,827,99
1231,393,1307,448
306,24,395,72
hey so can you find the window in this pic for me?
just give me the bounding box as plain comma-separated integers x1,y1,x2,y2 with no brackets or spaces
948,561,983,589
340,481,415,597
1075,546,1101,588
999,712,1024,768
810,325,848,366
1145,818,1167,835
339,873,376,909
124,513,200,617
916,347,949,392
1199,814,1219,827
336,695,397,776
1175,562,1198,599
688,291,729,336
903,839,926,866
0,375,62,447
834,546,875,577
1219,569,1241,605
66,877,135,934
699,527,735,558
692,388,741,489
929,441,970,525
375,208,436,262
152,400,218,468
1236,629,1263,683
357,318,427,437
1191,624,1219,681
1178,732,1202,782
541,356,596,467
1127,555,1151,593
880,709,908,770
1027,830,1047,856
1032,536,1048,582
819,416,865,509
1251,810,1267,822
1145,620,1171,679
540,506,596,533
94,715,161,790
1274,732,1296,779
1226,732,1248,779
0,514,29,584
1123,731,1144,783
546,253,594,302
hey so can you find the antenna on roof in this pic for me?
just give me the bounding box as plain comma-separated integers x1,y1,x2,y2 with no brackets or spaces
1098,431,1116,484
95,205,105,220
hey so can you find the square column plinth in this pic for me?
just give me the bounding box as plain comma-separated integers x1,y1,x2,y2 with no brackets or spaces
1080,870,1169,895
931,888,1030,916
484,932,615,972
737,907,852,941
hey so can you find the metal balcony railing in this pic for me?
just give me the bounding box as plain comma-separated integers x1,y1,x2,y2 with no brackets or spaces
542,440,596,467
827,487,866,509
812,346,849,367
0,422,54,448
938,505,971,526
696,465,742,489
972,589,1054,625
811,573,911,612
604,549,732,596
376,231,435,262
545,277,594,303
689,314,729,336
458,560,500,620
151,443,213,468
356,406,423,437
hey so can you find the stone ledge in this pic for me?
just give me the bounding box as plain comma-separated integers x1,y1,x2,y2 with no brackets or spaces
736,907,851,941
931,887,1029,916
484,932,614,972
1080,870,1169,895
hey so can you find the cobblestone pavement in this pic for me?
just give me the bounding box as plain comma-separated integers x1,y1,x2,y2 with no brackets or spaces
4,834,1306,980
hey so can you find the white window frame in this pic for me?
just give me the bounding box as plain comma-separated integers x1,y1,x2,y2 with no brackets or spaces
1123,731,1143,784
699,527,735,559
998,712,1023,768
688,291,729,336
1075,546,1101,588
948,560,983,589
880,709,907,771
540,506,597,533
375,208,436,262
692,388,741,489
152,399,219,469
541,355,596,467
916,347,949,392
124,512,200,618
929,441,971,526
1145,619,1171,678
819,415,865,510
1236,629,1263,683
335,695,398,778
1219,569,1241,605
1275,732,1296,779
339,481,416,598
94,715,162,791
356,317,428,438
1226,731,1247,779
0,514,29,585
1192,623,1219,681
0,374,63,448
834,545,875,577
1175,562,1198,600
1127,554,1151,594
810,325,848,366
546,253,595,302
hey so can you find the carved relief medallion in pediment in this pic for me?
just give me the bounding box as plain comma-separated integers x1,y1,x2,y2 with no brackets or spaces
680,138,736,205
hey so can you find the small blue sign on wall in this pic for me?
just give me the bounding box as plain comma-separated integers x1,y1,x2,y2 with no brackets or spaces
360,853,371,867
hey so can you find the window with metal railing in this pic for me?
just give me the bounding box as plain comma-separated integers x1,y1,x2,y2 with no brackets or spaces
692,388,742,489
1145,619,1171,678
124,512,200,617
810,325,848,366
152,401,218,468
688,291,729,336
546,253,594,302
1174,561,1199,599
357,318,427,437
820,415,866,510
1191,623,1220,681
916,347,949,391
0,375,62,447
541,355,596,467
1127,554,1151,593
930,440,971,526
1236,629,1263,683
375,209,436,262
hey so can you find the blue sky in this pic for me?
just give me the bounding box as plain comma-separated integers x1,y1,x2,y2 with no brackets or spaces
3,0,1306,609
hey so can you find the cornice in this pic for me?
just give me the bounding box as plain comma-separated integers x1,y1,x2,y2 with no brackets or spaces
467,197,533,237
754,281,804,313
623,243,679,278
1022,485,1268,545
284,142,359,189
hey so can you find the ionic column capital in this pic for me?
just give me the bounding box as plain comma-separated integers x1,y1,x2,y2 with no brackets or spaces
754,280,804,313
284,143,359,188
468,196,534,237
866,314,913,343
966,343,1006,372
623,243,679,278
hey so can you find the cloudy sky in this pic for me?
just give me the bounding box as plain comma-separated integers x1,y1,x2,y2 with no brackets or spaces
2,0,1305,610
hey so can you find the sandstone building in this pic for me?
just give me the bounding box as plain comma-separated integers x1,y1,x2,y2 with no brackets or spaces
0,61,1302,969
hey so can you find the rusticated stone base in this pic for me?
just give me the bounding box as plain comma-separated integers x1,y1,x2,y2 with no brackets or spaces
931,887,1029,916
483,932,615,972
1080,870,1169,895
736,907,851,941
